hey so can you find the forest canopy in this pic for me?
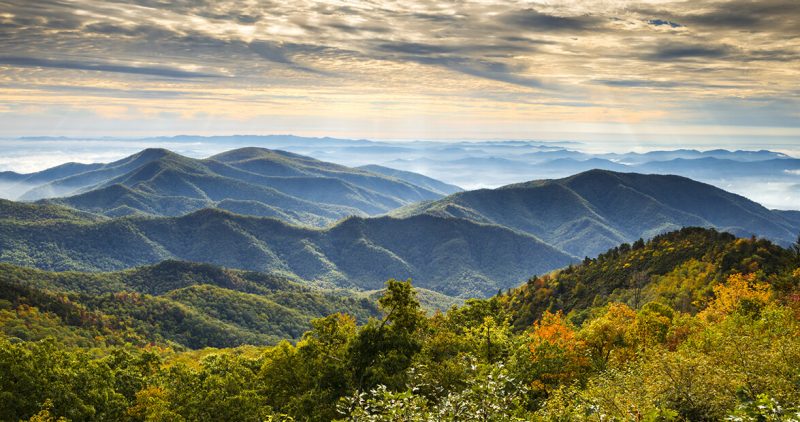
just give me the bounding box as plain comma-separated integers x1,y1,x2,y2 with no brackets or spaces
2,228,799,421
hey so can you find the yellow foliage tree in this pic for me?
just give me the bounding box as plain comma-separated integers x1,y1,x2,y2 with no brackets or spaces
699,273,771,322
578,303,637,369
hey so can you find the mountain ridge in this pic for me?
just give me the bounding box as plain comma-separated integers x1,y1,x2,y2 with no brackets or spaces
0,202,574,297
1,147,456,226
394,169,800,257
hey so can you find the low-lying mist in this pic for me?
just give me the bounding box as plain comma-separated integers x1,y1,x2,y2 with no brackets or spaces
1,136,798,210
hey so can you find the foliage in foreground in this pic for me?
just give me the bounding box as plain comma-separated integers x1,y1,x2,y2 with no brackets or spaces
1,229,800,421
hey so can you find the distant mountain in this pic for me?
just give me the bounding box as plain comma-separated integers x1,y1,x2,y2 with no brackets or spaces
1,147,455,226
394,170,800,258
598,149,791,165
357,164,463,195
0,203,574,297
775,210,800,227
533,158,630,175
636,157,800,178
18,148,178,200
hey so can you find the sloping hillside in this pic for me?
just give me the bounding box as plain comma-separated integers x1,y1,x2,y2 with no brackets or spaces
0,260,380,348
0,202,574,297
395,170,800,257
494,226,799,330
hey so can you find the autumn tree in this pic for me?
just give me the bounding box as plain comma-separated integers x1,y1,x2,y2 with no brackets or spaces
699,273,771,322
578,303,637,370
525,311,587,394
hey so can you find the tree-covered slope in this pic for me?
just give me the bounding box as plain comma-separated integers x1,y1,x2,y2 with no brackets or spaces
7,147,452,225
0,202,574,297
496,226,799,330
2,231,798,422
0,260,379,348
395,170,800,257
0,198,105,223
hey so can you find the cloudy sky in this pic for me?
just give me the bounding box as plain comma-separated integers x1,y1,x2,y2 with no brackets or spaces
1,0,799,146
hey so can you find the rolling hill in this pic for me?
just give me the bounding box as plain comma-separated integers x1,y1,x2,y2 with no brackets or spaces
0,202,574,297
393,170,800,258
0,260,381,348
0,147,452,226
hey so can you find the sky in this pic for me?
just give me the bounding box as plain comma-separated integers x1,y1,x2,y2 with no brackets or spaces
0,0,799,146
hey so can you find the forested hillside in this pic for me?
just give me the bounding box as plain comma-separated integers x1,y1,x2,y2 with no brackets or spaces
395,170,800,257
2,228,799,421
0,260,380,348
497,227,799,329
0,202,573,297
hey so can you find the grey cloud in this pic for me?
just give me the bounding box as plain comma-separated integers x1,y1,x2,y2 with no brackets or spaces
410,12,462,22
744,48,800,62
82,23,165,37
634,0,800,35
682,0,800,29
0,56,218,78
406,56,542,88
372,40,541,87
34,84,198,99
501,9,601,32
646,44,732,61
500,36,556,45
327,22,390,34
595,79,683,88
248,41,330,74
377,42,459,55
376,40,536,56
594,79,737,90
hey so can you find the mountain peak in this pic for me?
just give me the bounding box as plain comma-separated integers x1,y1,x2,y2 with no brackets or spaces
131,148,176,160
399,169,799,259
210,147,283,162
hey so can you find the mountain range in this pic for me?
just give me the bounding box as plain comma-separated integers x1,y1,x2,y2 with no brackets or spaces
3,135,798,209
0,147,456,226
0,199,573,297
1,145,798,299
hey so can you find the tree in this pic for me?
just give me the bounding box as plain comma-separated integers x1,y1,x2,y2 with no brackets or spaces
699,273,771,322
525,311,588,394
349,279,425,392
578,303,637,370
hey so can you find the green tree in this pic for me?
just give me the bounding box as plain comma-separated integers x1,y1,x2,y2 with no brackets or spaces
349,279,425,392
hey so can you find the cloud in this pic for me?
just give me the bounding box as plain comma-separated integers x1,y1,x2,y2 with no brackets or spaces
372,41,542,88
593,79,737,90
420,57,543,88
645,44,732,61
501,8,601,32
0,56,218,78
377,42,460,55
681,0,800,31
0,0,798,139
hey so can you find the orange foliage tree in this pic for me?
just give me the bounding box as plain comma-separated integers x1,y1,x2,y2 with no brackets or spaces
527,311,588,393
